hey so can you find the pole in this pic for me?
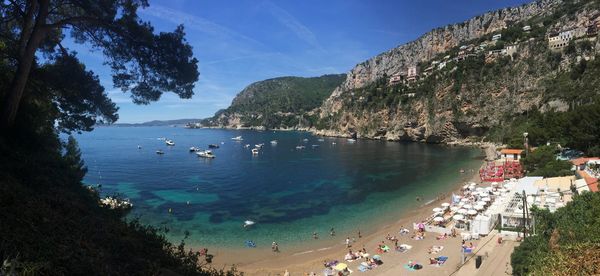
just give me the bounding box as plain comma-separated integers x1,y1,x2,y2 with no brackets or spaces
522,190,527,238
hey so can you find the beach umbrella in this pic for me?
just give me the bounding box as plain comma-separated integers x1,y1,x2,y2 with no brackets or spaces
450,206,459,212
482,197,491,202
453,214,465,221
433,217,444,222
467,209,478,215
372,255,382,261
432,207,443,213
474,205,484,210
462,184,470,189
333,263,348,271
491,182,498,186
461,198,470,202
441,203,451,207
463,204,472,209
457,208,468,214
476,201,486,206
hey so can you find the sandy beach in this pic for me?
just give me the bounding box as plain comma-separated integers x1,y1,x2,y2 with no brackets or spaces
203,144,496,275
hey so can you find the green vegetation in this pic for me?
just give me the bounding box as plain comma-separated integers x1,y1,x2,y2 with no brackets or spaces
511,192,600,276
0,1,237,275
204,74,345,129
520,145,572,177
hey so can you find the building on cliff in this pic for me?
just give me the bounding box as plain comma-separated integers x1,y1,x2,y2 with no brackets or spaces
389,72,405,85
548,27,588,51
406,66,419,82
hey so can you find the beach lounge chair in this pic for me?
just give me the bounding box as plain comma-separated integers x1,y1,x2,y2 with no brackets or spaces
437,256,448,265
357,265,369,272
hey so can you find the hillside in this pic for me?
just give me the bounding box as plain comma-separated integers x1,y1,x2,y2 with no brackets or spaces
202,74,345,129
314,0,600,144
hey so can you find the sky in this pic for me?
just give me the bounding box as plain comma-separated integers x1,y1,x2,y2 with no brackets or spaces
66,0,533,123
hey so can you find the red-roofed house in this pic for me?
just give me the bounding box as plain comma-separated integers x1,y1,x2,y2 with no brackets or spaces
571,158,600,192
500,149,524,161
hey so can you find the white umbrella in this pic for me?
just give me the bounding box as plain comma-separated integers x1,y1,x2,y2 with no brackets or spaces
482,197,491,202
441,203,451,207
453,214,465,221
474,205,485,210
476,187,485,192
432,207,443,213
461,198,470,202
476,201,486,206
491,182,498,186
450,206,459,212
462,184,470,189
433,217,444,222
467,209,478,215
457,208,468,214
463,204,473,209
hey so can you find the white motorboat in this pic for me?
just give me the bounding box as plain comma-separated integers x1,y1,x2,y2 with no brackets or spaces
165,139,175,146
137,145,142,149
317,138,325,142
302,138,309,142
270,140,278,145
231,136,243,141
189,146,200,152
347,138,356,143
251,148,259,155
156,150,164,154
196,150,215,158
255,143,264,148
243,220,255,228
244,144,251,148
295,145,305,150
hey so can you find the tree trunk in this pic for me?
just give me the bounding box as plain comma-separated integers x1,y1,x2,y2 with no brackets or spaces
0,0,48,129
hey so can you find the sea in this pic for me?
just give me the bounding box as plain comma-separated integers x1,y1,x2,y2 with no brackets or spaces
75,126,483,249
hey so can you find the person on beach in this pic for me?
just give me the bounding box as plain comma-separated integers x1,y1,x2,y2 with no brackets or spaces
345,237,351,248
274,242,279,252
272,241,277,252
330,227,335,236
313,231,318,239
358,229,362,238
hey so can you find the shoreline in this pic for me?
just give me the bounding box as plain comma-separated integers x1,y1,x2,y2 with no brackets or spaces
203,144,494,275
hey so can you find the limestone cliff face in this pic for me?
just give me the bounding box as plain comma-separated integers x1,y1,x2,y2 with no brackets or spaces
317,0,598,143
324,0,561,102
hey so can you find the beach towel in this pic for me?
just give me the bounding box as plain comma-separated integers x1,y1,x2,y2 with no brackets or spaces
403,264,423,271
396,244,412,253
437,256,448,265
429,245,444,254
357,265,369,272
381,245,390,252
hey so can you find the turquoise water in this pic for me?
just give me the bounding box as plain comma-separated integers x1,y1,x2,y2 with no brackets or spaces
76,127,482,248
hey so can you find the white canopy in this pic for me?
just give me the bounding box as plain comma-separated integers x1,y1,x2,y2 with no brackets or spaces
482,197,491,202
432,207,443,213
457,209,468,214
450,206,460,212
433,217,444,222
474,205,485,210
453,214,465,221
441,202,451,207
467,209,478,215
463,204,473,209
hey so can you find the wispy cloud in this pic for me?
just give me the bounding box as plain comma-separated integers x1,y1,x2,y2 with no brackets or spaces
262,1,323,51
140,4,263,47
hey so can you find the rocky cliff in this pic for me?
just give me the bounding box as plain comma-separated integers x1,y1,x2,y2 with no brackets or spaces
317,0,600,143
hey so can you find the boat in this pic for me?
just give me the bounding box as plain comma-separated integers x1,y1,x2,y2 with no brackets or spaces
156,150,164,154
157,137,166,141
137,145,142,149
244,144,251,148
165,139,175,146
196,150,215,158
295,145,305,150
332,142,336,145
231,136,243,141
311,144,319,148
255,143,264,148
317,138,325,142
243,220,255,228
251,148,259,155
302,138,309,142
347,138,356,143
189,146,200,152
270,140,278,145
208,144,220,149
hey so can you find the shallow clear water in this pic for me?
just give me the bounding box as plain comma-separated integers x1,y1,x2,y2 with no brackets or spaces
76,126,482,248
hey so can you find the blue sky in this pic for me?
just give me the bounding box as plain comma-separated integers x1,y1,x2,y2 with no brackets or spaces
67,0,532,123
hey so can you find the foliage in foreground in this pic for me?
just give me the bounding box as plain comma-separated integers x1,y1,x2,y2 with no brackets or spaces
511,192,600,275
520,145,573,177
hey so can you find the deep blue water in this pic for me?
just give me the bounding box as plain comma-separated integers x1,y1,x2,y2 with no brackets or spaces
76,126,482,248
